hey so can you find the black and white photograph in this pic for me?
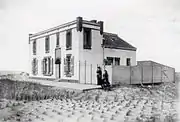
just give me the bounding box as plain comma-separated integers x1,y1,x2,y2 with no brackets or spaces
0,0,179,121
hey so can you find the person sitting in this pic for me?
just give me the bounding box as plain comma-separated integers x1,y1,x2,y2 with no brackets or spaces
102,70,111,91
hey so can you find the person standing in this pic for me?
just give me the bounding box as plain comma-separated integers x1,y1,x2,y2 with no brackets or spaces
96,66,102,85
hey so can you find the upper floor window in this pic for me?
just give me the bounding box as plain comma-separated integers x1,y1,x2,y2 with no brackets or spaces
33,40,36,55
45,36,50,53
56,32,59,47
126,58,131,66
83,28,91,49
115,57,120,65
66,30,72,50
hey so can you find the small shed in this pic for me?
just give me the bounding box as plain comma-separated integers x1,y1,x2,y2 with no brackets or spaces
136,60,175,84
107,60,175,85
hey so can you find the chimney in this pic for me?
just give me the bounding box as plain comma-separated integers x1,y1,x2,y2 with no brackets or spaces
98,21,104,35
77,16,83,32
90,20,97,23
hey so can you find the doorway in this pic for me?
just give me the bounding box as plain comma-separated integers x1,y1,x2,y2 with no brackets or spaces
55,48,61,79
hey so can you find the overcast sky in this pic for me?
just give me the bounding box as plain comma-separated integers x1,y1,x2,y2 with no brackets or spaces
0,0,180,72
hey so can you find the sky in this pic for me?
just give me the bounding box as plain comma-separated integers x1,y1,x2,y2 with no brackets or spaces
0,0,180,72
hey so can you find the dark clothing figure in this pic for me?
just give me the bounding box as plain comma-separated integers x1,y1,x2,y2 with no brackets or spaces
96,67,102,85
102,70,111,91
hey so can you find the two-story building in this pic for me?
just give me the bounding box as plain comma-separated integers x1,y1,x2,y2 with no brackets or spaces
29,17,137,84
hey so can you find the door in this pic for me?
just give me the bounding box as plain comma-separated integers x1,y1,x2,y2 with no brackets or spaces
55,48,61,79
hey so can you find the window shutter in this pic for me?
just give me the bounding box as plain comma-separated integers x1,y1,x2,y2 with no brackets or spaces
50,58,53,75
48,57,51,74
41,59,44,75
70,56,74,76
32,60,34,75
64,57,67,75
36,59,38,75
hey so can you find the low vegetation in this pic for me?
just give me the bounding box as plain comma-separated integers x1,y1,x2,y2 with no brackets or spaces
0,74,179,122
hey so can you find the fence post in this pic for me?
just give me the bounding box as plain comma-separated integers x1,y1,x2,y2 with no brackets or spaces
152,63,154,86
161,66,163,83
173,68,175,83
79,60,80,83
130,66,131,85
85,60,86,84
141,65,143,84
90,64,92,84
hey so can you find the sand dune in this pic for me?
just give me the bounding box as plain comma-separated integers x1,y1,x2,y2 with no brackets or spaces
0,83,178,122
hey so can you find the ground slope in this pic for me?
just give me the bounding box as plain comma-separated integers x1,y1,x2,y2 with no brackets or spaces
0,81,178,122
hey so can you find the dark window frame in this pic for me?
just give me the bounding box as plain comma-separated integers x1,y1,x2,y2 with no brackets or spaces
45,36,50,53
33,40,36,55
66,30,72,50
115,57,120,65
66,54,71,74
42,56,53,76
56,32,59,47
126,58,131,66
83,28,92,49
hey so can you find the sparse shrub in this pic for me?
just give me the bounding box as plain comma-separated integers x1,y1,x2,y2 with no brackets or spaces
16,118,21,121
110,115,115,120
52,109,56,113
42,111,47,115
57,111,62,115
126,110,131,116
114,94,119,102
28,118,32,121
115,110,120,114
67,114,72,118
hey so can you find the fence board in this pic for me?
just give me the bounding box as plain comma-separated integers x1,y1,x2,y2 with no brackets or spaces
112,66,130,84
131,65,142,84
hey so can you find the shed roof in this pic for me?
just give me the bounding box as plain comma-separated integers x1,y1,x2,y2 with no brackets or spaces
103,32,137,51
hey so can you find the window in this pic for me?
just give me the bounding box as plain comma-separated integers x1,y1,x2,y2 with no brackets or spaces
45,36,50,53
83,28,91,49
33,40,36,55
64,54,74,77
32,58,38,75
42,57,53,75
66,30,72,50
126,58,131,66
67,55,71,74
106,57,113,65
56,32,59,47
115,57,120,65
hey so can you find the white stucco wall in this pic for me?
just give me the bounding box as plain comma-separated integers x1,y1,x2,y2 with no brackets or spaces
29,24,80,80
104,48,136,66
29,34,56,79
79,24,103,84
60,28,80,81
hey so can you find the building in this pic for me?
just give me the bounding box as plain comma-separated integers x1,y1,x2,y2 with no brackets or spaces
29,17,137,84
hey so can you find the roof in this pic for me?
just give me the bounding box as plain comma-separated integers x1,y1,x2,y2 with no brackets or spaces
103,32,137,51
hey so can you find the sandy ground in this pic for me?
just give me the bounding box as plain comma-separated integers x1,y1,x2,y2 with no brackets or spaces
0,84,178,122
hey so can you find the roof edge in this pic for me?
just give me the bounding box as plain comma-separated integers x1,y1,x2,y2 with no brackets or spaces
29,17,102,38
104,45,137,51
29,20,77,38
